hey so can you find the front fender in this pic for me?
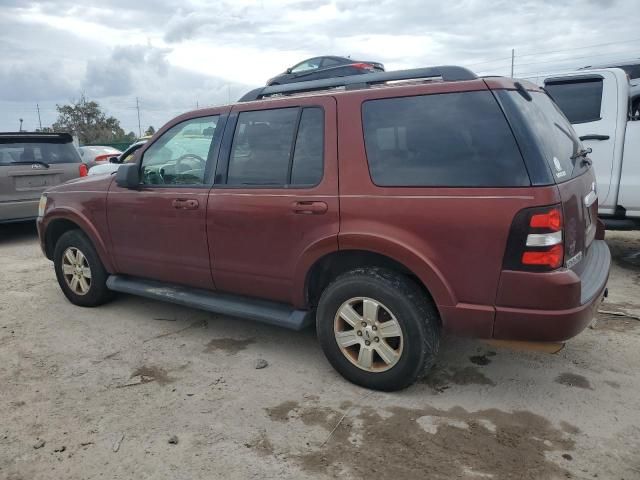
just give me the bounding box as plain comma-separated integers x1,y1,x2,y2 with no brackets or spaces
42,206,115,273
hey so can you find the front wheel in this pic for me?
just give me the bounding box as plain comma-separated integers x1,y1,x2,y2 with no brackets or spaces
316,268,440,391
53,230,114,307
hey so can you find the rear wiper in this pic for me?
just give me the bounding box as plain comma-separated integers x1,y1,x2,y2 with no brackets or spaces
9,160,50,168
571,147,593,166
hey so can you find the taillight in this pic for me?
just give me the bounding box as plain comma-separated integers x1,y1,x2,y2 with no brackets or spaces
530,209,562,230
79,163,88,177
522,244,564,269
503,205,564,271
352,63,375,71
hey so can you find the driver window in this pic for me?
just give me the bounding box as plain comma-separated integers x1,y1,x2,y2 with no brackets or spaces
141,115,218,185
291,58,321,73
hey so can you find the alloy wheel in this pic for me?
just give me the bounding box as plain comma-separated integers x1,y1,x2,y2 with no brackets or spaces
61,247,92,296
333,297,404,372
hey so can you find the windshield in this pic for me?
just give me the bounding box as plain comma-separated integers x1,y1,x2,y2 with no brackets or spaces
0,141,81,165
499,90,588,183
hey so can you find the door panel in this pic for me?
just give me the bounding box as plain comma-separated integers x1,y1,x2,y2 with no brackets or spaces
106,111,228,289
208,96,338,306
107,187,213,289
544,70,626,212
618,120,640,216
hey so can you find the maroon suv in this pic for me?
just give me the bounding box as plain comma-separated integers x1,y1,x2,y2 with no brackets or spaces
37,66,610,391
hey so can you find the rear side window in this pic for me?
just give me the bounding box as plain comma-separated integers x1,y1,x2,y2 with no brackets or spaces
498,90,587,183
362,91,529,187
545,78,603,124
227,107,324,186
0,142,80,165
291,108,324,185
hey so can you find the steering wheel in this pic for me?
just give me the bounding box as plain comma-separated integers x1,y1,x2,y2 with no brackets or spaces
175,154,206,173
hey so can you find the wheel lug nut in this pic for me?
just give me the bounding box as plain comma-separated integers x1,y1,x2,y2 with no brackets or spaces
357,331,363,336
372,325,377,331
361,322,367,327
365,340,371,346
374,337,379,342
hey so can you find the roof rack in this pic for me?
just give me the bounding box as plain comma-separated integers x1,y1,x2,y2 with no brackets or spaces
238,65,477,102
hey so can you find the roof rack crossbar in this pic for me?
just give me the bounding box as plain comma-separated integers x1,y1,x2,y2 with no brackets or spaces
238,65,477,102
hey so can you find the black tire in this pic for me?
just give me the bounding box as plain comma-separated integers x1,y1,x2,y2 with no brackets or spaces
316,267,440,391
53,230,114,307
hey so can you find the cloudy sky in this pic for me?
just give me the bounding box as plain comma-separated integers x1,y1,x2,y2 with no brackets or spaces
1,0,638,135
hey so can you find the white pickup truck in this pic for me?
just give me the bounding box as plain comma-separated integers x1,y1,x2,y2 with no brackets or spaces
529,67,640,228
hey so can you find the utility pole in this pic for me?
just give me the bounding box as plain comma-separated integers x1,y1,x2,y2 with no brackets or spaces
36,104,42,130
19,118,23,132
136,97,142,138
510,48,515,78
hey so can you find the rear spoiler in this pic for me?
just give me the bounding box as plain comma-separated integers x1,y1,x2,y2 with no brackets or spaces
0,132,74,144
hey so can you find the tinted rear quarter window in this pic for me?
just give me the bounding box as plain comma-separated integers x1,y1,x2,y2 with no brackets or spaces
498,90,587,183
545,78,603,124
362,91,529,187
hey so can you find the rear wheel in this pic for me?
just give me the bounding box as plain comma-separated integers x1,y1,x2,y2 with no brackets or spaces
53,230,113,307
316,268,440,391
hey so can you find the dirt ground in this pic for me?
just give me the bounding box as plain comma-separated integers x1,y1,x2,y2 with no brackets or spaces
1,223,639,480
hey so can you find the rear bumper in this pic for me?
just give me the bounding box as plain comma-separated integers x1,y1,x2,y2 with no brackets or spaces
493,240,610,342
0,199,38,223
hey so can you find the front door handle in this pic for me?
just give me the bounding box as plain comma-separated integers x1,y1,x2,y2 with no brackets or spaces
171,198,199,210
292,201,328,215
579,134,610,141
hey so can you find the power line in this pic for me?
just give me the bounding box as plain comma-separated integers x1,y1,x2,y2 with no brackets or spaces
476,49,640,75
468,37,640,70
515,37,640,59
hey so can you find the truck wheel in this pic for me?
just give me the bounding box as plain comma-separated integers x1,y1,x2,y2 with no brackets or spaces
53,230,114,307
316,267,440,391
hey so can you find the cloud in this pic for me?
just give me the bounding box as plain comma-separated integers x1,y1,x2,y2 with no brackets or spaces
0,0,638,133
0,64,77,102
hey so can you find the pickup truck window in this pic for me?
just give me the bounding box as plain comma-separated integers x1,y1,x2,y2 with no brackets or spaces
545,78,603,124
361,91,529,187
140,116,218,185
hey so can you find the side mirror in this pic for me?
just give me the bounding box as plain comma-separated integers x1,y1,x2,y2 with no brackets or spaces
286,68,292,74
115,163,140,188
108,155,120,164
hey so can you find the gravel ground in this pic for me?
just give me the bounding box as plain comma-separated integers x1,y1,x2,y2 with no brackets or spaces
1,223,639,480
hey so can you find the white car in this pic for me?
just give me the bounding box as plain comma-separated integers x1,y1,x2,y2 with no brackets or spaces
88,140,147,176
528,68,640,228
78,145,122,168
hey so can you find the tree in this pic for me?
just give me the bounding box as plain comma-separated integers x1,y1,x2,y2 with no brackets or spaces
145,125,156,136
52,94,127,144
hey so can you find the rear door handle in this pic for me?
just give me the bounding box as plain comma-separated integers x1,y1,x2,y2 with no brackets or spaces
579,134,610,141
292,201,328,215
171,198,199,210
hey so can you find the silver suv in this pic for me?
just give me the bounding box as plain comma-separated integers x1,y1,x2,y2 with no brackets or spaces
0,132,84,223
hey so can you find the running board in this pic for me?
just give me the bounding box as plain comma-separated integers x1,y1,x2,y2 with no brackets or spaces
106,275,313,331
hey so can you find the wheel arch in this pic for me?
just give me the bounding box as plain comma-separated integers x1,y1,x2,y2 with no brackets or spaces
303,246,453,325
43,209,115,273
